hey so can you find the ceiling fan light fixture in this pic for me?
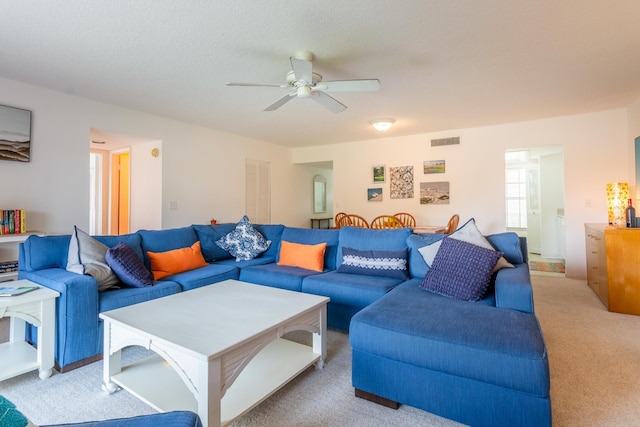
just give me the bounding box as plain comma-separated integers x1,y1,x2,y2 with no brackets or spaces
370,118,395,131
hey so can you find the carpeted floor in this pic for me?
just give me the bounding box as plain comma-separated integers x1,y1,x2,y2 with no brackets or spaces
3,276,640,426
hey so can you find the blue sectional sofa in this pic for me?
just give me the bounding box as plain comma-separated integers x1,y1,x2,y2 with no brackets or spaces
18,220,550,426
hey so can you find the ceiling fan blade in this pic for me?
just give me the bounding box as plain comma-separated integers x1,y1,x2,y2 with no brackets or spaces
319,79,381,92
226,82,287,87
312,91,347,113
264,92,297,111
290,57,313,84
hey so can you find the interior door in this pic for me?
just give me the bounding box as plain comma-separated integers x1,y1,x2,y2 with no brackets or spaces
526,167,541,254
245,159,271,224
110,151,130,235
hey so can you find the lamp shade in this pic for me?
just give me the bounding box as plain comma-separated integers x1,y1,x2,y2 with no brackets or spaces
607,182,629,225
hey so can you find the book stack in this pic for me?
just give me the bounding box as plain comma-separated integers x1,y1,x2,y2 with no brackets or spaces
0,260,19,275
0,209,26,234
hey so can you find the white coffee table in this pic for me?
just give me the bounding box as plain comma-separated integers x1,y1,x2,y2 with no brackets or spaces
0,280,59,381
101,279,329,427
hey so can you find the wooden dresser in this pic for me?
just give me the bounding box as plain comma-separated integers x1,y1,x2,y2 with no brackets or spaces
585,223,640,315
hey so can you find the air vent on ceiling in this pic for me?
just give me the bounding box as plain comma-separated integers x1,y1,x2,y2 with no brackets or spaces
431,137,460,147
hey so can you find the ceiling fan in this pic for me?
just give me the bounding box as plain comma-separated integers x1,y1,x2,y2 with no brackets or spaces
226,51,380,113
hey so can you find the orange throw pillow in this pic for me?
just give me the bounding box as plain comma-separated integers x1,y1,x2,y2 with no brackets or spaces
147,241,208,280
277,240,327,272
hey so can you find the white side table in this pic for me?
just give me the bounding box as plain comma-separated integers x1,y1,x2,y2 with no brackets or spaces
0,280,59,380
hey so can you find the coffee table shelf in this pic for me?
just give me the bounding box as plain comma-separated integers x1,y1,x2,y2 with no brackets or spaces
112,337,319,425
0,340,40,380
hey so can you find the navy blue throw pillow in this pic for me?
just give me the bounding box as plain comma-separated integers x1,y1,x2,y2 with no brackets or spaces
337,247,408,279
420,237,502,301
105,242,154,288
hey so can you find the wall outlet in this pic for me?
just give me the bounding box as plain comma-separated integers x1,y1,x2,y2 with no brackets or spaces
169,201,178,210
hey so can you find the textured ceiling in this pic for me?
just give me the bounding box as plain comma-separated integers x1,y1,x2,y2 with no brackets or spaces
1,1,639,148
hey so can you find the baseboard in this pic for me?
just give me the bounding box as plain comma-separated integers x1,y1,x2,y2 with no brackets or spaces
56,354,103,373
354,388,399,409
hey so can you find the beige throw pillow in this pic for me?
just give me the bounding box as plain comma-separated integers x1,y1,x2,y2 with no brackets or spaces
418,218,514,272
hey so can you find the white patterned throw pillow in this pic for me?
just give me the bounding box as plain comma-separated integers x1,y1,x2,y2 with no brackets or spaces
215,215,271,261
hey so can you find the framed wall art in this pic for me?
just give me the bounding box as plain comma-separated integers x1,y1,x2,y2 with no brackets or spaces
368,188,383,201
372,165,385,183
390,166,414,199
423,160,445,174
420,181,450,204
0,104,32,162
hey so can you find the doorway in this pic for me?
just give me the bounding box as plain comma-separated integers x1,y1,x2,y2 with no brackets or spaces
505,147,565,273
110,151,130,235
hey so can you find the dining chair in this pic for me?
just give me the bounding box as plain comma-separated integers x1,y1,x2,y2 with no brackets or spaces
393,212,416,228
334,212,349,228
345,214,370,228
443,214,460,234
370,215,404,229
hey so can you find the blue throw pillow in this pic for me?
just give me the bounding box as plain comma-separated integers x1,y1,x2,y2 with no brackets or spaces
216,215,271,261
420,237,502,301
337,247,408,279
105,242,154,288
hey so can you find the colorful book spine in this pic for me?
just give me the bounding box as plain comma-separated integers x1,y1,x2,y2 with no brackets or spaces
3,210,9,234
7,210,14,234
20,209,26,233
14,209,20,235
0,209,26,234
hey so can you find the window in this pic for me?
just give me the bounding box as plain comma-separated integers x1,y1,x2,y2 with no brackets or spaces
505,167,527,228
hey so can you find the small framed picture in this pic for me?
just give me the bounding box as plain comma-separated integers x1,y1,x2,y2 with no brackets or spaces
424,160,445,174
420,181,450,204
368,188,383,201
372,165,385,183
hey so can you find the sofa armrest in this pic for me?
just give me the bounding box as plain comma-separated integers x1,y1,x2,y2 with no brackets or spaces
494,264,534,314
18,268,100,366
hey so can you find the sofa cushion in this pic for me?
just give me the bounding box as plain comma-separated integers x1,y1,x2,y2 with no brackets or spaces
147,241,208,280
337,227,412,266
418,218,513,272
105,242,154,288
158,263,239,292
406,233,443,279
252,224,285,258
277,240,326,272
66,226,119,291
337,247,408,279
138,226,199,268
192,223,236,262
420,237,503,301
278,227,340,270
302,271,404,308
216,216,271,261
350,281,549,397
486,232,524,264
21,234,70,271
240,263,319,292
99,280,182,313
94,233,145,260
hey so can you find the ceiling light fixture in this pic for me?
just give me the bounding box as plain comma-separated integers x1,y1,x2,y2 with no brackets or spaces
370,118,395,131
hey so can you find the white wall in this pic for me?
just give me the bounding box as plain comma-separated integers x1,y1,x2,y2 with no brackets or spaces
2,74,636,279
0,77,297,234
293,109,630,279
129,140,162,231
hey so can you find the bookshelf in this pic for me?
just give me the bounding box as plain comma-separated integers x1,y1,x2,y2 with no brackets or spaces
0,232,42,281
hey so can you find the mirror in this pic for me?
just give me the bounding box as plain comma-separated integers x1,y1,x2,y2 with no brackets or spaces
313,175,327,213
